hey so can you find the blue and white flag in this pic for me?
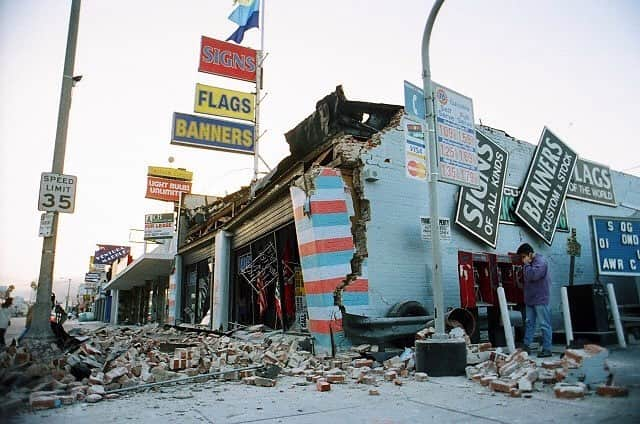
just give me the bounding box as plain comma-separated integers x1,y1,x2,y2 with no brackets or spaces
227,0,260,44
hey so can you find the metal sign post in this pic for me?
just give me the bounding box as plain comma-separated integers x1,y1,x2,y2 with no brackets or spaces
421,0,446,336
24,0,82,347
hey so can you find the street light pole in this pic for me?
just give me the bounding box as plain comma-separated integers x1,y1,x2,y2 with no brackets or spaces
24,0,81,349
422,0,446,336
65,278,72,311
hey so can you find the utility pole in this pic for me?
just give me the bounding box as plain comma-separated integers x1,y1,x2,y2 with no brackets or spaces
24,0,81,349
414,0,468,377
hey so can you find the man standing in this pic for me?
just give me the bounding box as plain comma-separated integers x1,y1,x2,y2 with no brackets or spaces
517,243,552,358
0,297,13,349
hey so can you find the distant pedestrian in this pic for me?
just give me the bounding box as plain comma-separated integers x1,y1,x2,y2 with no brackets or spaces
517,243,552,358
18,304,34,343
0,297,13,348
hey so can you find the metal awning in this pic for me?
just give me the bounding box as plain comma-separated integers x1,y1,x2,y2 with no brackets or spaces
104,248,173,291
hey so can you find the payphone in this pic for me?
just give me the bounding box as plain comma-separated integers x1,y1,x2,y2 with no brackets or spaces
458,250,525,345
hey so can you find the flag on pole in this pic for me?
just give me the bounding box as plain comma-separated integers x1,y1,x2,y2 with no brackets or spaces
227,0,260,44
274,281,283,323
257,274,267,318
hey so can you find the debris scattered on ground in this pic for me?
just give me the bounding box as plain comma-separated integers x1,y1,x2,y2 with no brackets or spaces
0,320,631,417
464,343,629,400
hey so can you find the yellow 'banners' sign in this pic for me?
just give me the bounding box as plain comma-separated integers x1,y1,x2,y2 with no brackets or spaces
194,83,255,122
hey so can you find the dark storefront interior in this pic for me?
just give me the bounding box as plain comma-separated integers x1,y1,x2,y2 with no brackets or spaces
230,223,301,330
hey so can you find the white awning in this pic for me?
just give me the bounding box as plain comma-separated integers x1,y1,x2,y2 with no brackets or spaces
104,241,175,291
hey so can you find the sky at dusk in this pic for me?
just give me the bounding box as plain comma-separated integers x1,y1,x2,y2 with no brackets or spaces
1,0,639,299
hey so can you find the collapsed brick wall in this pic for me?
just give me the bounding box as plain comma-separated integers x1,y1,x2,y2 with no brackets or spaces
290,167,370,354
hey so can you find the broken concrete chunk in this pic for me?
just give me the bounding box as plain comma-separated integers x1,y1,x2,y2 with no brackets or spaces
85,394,103,403
415,372,429,382
105,366,128,382
253,376,276,387
351,344,371,354
88,385,105,396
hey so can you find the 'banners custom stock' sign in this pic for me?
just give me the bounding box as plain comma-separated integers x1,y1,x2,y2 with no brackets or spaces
455,131,509,248
500,186,569,232
516,128,578,245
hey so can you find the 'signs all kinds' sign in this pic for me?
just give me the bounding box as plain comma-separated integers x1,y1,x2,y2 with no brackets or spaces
515,128,578,245
198,36,257,82
592,216,640,276
171,112,255,154
146,176,192,202
568,159,616,207
455,131,509,248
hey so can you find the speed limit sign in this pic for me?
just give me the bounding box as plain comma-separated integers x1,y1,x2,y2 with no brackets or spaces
38,172,77,213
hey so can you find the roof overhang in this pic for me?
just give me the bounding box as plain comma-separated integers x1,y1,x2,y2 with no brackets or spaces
104,251,173,291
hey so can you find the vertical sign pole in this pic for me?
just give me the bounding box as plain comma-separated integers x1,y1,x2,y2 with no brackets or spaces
253,54,261,182
25,0,81,346
421,0,446,337
253,0,266,182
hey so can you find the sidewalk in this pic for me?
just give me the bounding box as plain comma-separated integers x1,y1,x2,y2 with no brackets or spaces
10,370,640,424
9,346,640,424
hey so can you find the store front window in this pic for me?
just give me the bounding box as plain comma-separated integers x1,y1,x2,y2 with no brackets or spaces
182,259,211,324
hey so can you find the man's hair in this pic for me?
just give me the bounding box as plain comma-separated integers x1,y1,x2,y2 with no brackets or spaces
517,243,534,256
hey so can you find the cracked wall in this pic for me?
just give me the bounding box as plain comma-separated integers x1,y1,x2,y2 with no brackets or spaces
290,118,640,351
290,166,369,355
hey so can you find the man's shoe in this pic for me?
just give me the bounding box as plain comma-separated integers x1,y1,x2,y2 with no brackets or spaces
538,350,552,358
522,346,531,355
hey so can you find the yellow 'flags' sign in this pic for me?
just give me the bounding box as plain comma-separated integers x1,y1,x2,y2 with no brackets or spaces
194,83,255,122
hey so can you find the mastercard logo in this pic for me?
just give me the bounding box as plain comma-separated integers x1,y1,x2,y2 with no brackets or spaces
408,160,427,178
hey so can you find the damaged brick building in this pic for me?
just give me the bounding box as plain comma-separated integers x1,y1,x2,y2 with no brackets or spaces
119,86,640,355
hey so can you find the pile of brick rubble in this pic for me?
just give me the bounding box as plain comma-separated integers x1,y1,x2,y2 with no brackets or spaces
464,343,629,399
0,323,630,415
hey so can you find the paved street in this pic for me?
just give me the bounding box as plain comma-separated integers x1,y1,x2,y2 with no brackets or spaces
8,346,640,424
4,317,105,344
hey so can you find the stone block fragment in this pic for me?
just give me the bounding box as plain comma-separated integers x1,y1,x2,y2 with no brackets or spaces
415,372,429,382
596,385,629,397
553,383,586,399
